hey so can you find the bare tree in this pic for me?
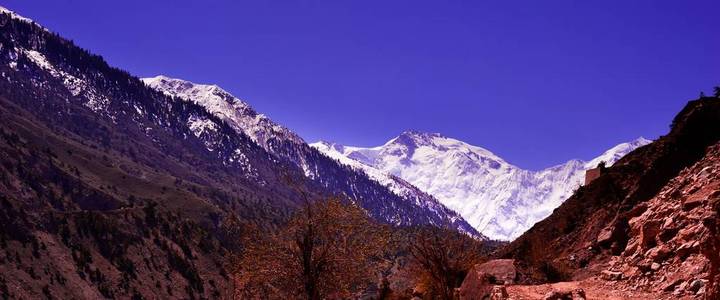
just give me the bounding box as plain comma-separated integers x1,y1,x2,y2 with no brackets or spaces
234,197,391,299
407,227,485,300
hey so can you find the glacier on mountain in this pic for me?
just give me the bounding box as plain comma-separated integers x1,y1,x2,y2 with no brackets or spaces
142,75,648,241
312,132,651,240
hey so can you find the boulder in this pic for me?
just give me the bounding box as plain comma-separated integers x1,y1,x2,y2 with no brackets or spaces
636,259,652,272
682,197,706,211
676,241,699,258
600,270,623,281
662,277,683,292
675,280,689,295
469,259,517,285
628,202,649,218
647,244,671,262
650,262,661,271
678,224,702,242
640,220,662,249
543,291,563,300
571,288,587,300
543,288,585,300
688,279,705,293
596,227,613,245
458,271,494,300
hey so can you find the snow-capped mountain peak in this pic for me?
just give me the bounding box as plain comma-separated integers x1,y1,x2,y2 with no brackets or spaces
142,75,649,241
143,76,483,237
390,130,444,146
312,132,651,240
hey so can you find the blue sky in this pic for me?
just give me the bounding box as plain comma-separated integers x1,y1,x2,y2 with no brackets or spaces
4,1,718,169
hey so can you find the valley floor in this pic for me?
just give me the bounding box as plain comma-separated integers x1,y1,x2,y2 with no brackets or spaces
504,277,686,300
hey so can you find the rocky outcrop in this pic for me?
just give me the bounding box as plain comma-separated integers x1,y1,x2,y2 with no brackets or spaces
472,259,517,285
596,143,720,298
500,98,720,286
702,197,720,299
459,271,494,300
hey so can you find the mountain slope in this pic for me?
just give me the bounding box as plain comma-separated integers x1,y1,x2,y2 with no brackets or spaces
0,8,308,297
0,7,483,297
142,75,306,159
499,96,720,286
598,141,720,297
0,5,479,235
312,132,650,240
140,76,481,237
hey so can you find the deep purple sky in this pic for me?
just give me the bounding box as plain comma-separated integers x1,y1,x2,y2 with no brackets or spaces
4,1,718,169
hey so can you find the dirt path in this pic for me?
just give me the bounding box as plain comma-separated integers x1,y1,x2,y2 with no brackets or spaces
505,277,682,300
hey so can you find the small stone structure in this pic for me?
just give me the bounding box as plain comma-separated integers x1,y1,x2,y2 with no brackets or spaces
584,167,603,185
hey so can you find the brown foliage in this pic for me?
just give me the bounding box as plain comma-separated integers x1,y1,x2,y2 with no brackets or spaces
407,227,485,300
234,198,391,299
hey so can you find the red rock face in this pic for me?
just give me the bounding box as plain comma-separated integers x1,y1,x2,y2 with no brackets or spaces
499,99,720,298
604,143,720,297
459,270,494,300
701,199,720,299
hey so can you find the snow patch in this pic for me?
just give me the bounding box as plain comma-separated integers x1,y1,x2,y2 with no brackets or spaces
0,5,36,24
187,115,218,137
21,49,109,112
141,75,306,152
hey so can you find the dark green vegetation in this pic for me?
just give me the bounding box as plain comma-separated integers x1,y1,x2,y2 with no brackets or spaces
0,97,230,298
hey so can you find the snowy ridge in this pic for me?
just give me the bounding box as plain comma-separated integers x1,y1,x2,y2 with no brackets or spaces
585,138,652,169
143,76,483,238
314,141,413,197
142,76,319,180
7,48,110,112
0,5,35,24
142,76,306,152
313,140,477,237
312,132,651,240
313,141,456,210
